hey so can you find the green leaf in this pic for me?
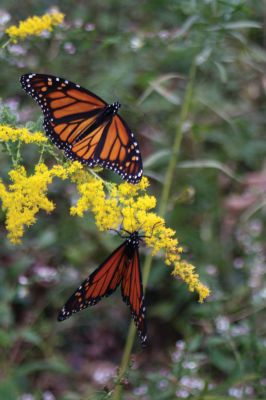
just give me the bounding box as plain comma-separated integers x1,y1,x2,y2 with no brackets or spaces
0,379,19,400
0,104,17,125
16,357,70,377
223,21,261,30
196,47,212,66
207,21,261,32
20,330,42,346
172,15,199,38
214,62,227,83
0,329,13,347
143,150,171,169
138,74,183,105
177,160,243,183
209,349,236,373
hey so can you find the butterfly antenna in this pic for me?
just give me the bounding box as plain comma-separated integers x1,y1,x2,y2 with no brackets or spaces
151,221,163,236
118,214,130,235
109,228,124,238
140,221,163,239
130,205,134,233
137,220,146,233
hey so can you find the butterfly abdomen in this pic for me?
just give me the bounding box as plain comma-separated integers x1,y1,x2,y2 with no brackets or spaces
72,102,120,144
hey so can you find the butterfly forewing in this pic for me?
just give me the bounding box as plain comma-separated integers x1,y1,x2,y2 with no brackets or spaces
57,243,128,321
20,73,106,153
20,74,107,113
20,73,143,183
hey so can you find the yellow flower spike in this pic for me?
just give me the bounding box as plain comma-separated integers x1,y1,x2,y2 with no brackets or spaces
172,261,210,303
0,125,47,144
65,161,84,175
118,182,139,198
68,163,93,186
0,141,210,301
69,172,209,301
136,176,150,191
0,163,72,243
5,12,64,43
50,165,69,180
137,194,157,210
122,205,138,232
117,176,149,200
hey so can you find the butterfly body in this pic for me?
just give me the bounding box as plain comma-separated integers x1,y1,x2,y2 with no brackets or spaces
20,74,142,183
70,101,121,144
124,230,141,257
58,231,147,346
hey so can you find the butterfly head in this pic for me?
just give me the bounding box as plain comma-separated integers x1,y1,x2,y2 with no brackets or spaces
126,231,141,248
110,101,121,115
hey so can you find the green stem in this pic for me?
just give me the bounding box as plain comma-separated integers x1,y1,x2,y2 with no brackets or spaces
5,142,16,165
38,143,46,164
89,169,113,192
112,60,197,400
159,60,196,217
1,39,11,49
15,140,22,166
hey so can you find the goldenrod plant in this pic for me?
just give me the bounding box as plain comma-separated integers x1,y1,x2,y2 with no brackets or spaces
5,12,64,43
1,3,265,400
0,124,209,302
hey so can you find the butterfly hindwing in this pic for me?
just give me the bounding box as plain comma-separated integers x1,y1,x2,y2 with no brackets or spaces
99,115,142,180
58,242,128,321
20,73,143,183
121,248,147,346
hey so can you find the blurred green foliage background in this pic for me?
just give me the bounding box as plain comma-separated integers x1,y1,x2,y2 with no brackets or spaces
0,0,266,399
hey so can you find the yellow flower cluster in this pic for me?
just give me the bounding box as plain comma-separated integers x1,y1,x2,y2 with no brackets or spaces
70,176,121,230
70,173,210,301
0,163,78,244
172,261,210,303
5,12,64,43
0,156,209,301
0,125,47,144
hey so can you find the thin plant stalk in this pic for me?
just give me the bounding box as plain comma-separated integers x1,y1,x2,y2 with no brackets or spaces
112,60,197,400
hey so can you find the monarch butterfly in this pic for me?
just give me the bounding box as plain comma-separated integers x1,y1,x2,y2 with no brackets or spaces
20,73,143,184
57,230,147,346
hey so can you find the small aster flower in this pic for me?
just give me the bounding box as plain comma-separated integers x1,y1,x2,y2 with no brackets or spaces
0,10,11,27
215,315,230,333
180,376,205,392
5,11,64,43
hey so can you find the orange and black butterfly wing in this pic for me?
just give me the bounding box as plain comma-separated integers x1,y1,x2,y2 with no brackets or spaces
20,73,108,167
121,248,147,346
58,242,128,321
20,73,143,183
65,114,143,183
